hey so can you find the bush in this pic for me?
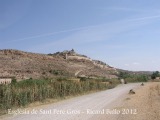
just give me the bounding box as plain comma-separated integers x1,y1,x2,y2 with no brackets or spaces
151,71,160,79
11,78,17,84
49,70,63,75
80,77,87,81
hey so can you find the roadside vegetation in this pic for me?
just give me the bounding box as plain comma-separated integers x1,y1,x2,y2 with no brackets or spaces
118,71,150,83
0,77,120,115
151,71,160,79
1,71,153,115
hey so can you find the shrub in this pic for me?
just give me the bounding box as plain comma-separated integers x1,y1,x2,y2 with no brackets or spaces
151,71,160,79
11,78,17,84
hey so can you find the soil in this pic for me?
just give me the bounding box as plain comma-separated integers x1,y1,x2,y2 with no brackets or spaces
118,82,160,120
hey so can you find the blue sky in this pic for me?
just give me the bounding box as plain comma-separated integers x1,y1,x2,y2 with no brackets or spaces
0,0,160,71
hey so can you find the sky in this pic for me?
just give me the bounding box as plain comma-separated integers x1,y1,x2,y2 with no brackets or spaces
0,0,160,71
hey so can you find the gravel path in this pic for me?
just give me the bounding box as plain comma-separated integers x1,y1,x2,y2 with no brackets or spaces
2,83,140,120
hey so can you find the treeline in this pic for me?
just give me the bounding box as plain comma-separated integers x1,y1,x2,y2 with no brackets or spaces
118,72,149,83
0,78,120,114
151,71,160,79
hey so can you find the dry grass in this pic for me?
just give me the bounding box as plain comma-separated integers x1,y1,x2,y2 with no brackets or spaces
118,82,160,120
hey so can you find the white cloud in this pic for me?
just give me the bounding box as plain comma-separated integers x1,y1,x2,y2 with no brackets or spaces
6,26,94,43
128,15,160,22
124,64,130,66
103,7,160,12
29,18,150,53
98,7,145,12
6,12,160,51
133,62,140,65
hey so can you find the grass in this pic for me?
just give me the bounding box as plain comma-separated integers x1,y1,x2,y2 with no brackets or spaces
0,78,120,115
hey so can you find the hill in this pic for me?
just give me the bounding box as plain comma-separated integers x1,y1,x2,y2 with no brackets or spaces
0,49,118,80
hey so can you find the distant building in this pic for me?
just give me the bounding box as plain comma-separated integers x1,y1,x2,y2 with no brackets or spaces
0,77,12,84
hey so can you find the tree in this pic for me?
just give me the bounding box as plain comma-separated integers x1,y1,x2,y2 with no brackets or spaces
151,71,160,79
118,72,129,79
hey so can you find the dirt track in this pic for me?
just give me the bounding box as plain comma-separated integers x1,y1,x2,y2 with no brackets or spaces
1,83,141,120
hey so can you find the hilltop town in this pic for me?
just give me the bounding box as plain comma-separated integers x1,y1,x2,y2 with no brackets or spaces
0,49,118,81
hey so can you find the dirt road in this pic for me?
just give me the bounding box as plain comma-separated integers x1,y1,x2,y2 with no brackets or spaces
2,83,140,120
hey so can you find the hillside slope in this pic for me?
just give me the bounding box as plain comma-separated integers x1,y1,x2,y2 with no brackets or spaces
0,49,118,80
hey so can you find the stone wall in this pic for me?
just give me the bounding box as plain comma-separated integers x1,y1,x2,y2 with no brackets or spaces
0,78,12,84
67,55,91,61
